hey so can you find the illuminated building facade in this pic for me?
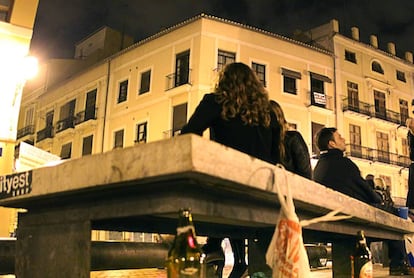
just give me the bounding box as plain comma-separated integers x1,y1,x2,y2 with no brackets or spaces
16,15,413,239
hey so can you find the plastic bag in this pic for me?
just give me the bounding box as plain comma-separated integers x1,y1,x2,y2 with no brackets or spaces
265,166,351,278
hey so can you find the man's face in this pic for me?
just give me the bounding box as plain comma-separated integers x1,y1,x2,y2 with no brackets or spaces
329,131,346,152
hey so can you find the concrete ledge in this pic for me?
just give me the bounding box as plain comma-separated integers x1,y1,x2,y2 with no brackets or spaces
1,134,413,237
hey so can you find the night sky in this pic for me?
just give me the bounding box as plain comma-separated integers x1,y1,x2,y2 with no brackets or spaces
29,0,414,62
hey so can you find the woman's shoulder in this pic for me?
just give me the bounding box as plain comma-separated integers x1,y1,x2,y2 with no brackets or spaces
285,130,304,140
200,93,220,106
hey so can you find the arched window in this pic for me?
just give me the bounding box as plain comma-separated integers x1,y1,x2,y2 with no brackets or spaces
372,61,384,74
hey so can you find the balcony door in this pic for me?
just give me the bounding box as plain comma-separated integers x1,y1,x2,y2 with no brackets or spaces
175,50,190,87
85,89,97,121
374,90,386,120
376,131,389,163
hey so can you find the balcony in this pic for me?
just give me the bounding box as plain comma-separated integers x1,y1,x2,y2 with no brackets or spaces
17,125,35,139
165,69,192,91
55,116,75,133
74,107,97,125
342,97,405,126
346,144,410,168
342,97,371,117
307,92,333,110
36,126,54,142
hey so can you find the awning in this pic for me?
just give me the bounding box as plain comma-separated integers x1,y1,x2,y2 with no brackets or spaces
310,72,332,83
281,68,302,79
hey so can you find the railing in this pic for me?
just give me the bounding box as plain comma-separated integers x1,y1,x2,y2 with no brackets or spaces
342,97,404,125
17,125,35,139
307,92,334,110
342,97,371,117
346,144,410,168
165,69,192,91
55,116,75,133
74,107,97,125
36,126,54,142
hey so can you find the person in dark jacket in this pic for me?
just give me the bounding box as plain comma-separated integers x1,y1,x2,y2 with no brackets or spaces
314,127,410,275
313,127,381,204
181,62,280,278
405,118,414,217
269,100,312,179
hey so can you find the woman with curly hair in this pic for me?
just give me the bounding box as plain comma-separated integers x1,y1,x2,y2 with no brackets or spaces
181,62,279,164
181,62,280,277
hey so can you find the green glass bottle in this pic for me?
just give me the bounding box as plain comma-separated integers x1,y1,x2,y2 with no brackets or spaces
351,230,373,278
166,208,206,278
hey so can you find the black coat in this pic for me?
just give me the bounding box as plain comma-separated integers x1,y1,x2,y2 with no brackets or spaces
313,149,382,204
181,93,280,164
281,131,312,179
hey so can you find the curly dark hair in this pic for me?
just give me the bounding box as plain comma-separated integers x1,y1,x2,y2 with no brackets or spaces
214,62,271,127
270,100,287,161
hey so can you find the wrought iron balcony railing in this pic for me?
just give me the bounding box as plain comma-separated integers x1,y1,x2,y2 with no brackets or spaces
307,92,334,110
346,144,411,168
74,107,97,125
342,97,371,117
342,97,405,126
36,126,54,142
55,116,75,133
165,69,192,90
17,125,35,139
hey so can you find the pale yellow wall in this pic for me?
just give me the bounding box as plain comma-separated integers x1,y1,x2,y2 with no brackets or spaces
9,0,38,29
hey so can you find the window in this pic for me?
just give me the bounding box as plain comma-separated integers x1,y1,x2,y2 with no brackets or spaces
402,138,409,157
57,99,76,132
376,131,389,163
397,70,406,82
0,0,11,22
252,62,266,86
60,142,72,159
118,80,128,103
311,122,324,156
85,89,96,121
172,103,187,136
24,107,34,127
310,72,331,108
282,68,301,95
136,122,147,143
217,50,236,71
82,135,93,156
175,50,190,87
372,61,384,74
114,129,124,149
139,70,151,94
60,99,76,121
374,90,386,120
345,50,357,63
347,81,359,110
400,99,409,125
349,124,362,157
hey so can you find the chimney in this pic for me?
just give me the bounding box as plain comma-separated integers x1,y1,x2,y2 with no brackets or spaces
387,42,396,55
370,35,378,48
351,27,359,41
405,51,413,63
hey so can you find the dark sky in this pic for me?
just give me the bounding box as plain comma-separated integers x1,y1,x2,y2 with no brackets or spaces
30,0,414,62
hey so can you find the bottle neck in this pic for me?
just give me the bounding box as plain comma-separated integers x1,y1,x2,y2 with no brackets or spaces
177,225,195,236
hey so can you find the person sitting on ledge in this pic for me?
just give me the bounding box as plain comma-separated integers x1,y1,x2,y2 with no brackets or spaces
313,127,412,276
